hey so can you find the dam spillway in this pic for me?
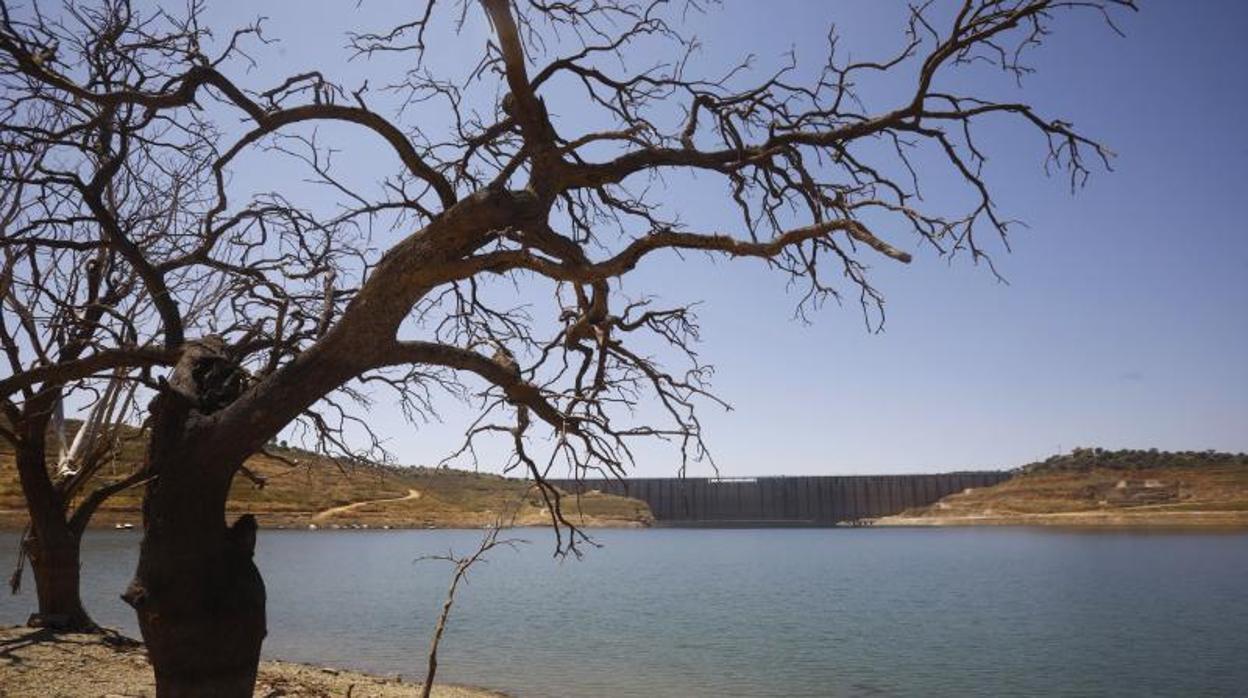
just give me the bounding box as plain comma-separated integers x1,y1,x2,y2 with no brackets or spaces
551,471,1011,526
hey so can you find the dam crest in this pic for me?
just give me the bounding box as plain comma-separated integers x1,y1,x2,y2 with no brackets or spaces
552,472,1010,525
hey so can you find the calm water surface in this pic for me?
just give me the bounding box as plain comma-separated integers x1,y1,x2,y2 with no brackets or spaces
3,527,1246,697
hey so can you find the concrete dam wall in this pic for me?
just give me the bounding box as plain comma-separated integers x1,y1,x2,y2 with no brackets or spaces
552,472,1011,525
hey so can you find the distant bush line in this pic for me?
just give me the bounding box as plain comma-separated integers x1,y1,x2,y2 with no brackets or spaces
1019,448,1248,474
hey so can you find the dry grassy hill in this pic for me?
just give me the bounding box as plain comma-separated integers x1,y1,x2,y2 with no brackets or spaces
0,427,651,530
880,448,1248,527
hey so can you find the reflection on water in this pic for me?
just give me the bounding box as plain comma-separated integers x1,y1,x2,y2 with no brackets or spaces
2,527,1246,697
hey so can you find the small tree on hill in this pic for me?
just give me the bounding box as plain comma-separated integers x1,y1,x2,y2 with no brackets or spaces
0,0,1133,693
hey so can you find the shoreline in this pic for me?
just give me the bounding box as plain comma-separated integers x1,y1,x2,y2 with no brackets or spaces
876,509,1248,528
0,508,651,531
0,626,507,697
9,520,1248,531
5,512,1248,531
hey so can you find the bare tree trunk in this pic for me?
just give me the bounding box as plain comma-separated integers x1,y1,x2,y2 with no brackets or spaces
23,523,93,630
12,407,96,631
124,445,265,698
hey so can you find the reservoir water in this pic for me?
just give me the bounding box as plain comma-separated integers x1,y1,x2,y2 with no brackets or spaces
3,527,1246,697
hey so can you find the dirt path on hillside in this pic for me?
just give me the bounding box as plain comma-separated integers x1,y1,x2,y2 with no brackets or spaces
312,488,421,521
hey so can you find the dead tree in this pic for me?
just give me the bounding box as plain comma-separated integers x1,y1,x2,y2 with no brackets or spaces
3,366,146,631
0,98,201,629
419,523,523,698
0,0,1134,694
0,168,162,630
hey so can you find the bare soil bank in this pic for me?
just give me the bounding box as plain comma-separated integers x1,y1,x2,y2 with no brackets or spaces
0,441,652,530
878,461,1248,528
0,626,505,698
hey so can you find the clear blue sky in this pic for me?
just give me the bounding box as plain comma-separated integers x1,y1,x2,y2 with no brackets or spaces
187,1,1247,475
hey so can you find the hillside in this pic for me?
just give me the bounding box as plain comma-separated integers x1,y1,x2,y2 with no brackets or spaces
0,431,652,530
880,448,1248,527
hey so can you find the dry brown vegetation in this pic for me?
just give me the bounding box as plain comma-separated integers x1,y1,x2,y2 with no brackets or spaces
0,436,651,530
881,449,1248,527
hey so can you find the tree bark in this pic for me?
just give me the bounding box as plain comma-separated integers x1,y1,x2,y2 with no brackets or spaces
124,450,265,698
12,403,96,631
23,524,94,630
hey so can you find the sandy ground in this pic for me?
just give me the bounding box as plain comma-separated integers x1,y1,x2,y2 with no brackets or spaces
0,626,505,698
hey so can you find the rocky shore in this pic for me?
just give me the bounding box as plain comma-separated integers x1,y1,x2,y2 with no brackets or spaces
0,626,505,698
